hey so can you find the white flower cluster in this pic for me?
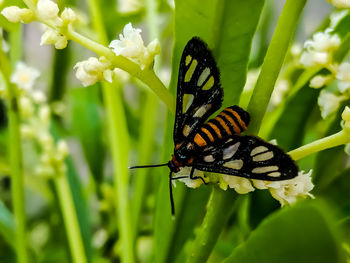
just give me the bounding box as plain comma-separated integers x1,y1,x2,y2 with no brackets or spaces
174,167,314,206
109,23,160,70
1,0,78,49
74,56,129,86
300,30,341,68
5,62,69,177
297,11,350,119
74,23,158,86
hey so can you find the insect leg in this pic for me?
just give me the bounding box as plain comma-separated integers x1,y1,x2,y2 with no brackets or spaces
171,175,189,180
189,166,208,185
169,171,175,216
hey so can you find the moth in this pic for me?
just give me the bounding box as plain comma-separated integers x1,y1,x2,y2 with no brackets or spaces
130,37,298,215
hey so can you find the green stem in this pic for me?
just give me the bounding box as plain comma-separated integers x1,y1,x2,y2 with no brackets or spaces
131,0,160,240
186,187,237,263
247,0,307,134
0,33,27,263
86,0,134,262
54,174,87,263
288,129,350,161
22,0,175,112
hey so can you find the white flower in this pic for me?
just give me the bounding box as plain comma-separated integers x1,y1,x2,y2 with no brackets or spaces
272,171,314,205
1,6,34,23
74,57,112,86
39,105,51,126
341,106,350,131
60,8,76,24
109,23,160,69
310,74,333,88
304,31,341,52
300,31,341,67
19,96,34,118
37,0,60,21
32,90,47,103
113,68,130,82
110,23,144,56
318,90,346,118
336,62,350,93
300,51,329,67
270,79,289,106
55,140,69,161
117,0,142,14
221,175,255,194
40,27,68,49
175,167,206,188
328,0,350,8
268,170,314,206
10,62,40,91
291,44,302,57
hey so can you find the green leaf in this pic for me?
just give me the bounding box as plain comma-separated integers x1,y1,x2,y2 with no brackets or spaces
223,201,345,263
71,86,105,185
0,200,15,248
51,122,93,262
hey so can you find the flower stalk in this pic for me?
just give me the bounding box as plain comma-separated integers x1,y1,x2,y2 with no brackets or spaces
289,128,350,160
0,35,27,263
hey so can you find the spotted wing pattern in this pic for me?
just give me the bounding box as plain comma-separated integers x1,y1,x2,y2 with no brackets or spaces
173,37,223,145
192,135,298,181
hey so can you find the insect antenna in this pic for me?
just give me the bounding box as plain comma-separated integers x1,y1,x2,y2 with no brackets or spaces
128,163,168,169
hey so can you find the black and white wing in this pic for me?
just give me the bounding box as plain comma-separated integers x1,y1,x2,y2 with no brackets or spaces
193,135,298,181
173,37,223,145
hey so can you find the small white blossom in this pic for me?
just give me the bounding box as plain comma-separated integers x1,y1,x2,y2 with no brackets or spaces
1,6,34,23
310,74,333,88
268,170,314,206
74,57,112,86
37,0,60,21
221,175,255,194
11,62,40,91
19,96,34,118
341,106,350,131
270,79,289,106
60,8,76,25
32,90,47,103
117,0,142,14
40,27,68,49
328,0,350,8
113,68,130,82
55,140,69,161
39,105,51,126
318,90,346,118
300,31,341,67
175,167,206,188
291,44,302,57
109,23,160,69
336,62,350,93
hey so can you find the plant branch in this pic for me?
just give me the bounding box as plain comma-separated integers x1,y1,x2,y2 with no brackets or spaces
247,0,307,134
288,129,350,160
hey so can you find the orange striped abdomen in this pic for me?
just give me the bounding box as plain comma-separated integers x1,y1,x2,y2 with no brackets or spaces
193,105,250,147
